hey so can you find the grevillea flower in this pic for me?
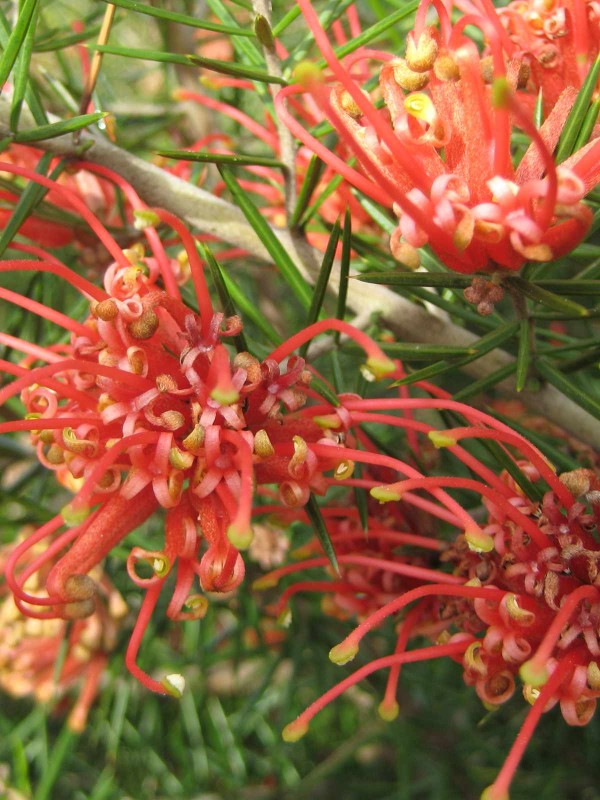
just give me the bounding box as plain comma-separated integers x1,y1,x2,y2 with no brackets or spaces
277,0,600,273
0,156,397,695
0,531,126,732
268,386,600,799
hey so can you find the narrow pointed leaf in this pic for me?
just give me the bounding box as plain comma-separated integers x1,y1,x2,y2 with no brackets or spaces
299,170,344,227
300,219,341,357
357,271,472,289
536,279,600,295
272,6,301,36
329,1,419,60
91,45,287,84
156,149,284,168
200,243,249,353
493,410,579,472
216,264,282,346
308,375,341,408
0,0,38,91
555,54,600,162
290,152,327,228
11,112,106,142
334,210,352,344
379,342,477,360
218,166,312,310
507,276,589,316
536,358,600,421
99,0,254,35
0,7,47,124
573,98,600,152
306,494,339,574
9,0,38,130
34,25,102,52
515,318,532,392
391,322,520,387
478,436,544,501
453,362,516,401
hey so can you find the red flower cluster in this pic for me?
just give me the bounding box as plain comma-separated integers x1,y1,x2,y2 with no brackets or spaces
0,157,396,696
266,391,600,798
278,0,600,273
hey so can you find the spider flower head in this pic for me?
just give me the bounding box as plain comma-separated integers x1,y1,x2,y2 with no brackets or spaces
0,531,126,732
0,157,395,694
275,390,600,798
278,0,600,274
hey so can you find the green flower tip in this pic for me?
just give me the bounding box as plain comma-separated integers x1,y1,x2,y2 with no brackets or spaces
133,209,161,230
378,699,399,722
162,673,185,698
152,554,171,578
313,414,342,429
61,502,91,528
465,527,495,553
227,524,254,550
480,786,509,800
210,386,240,406
370,486,401,503
292,61,322,87
277,607,292,628
427,431,457,449
282,720,309,743
329,640,359,665
519,659,549,688
184,594,209,618
491,76,510,109
364,356,396,381
252,574,279,591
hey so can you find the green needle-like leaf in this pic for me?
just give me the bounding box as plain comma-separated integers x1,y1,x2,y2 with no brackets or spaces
309,375,342,407
334,210,351,343
290,151,328,229
0,0,38,92
536,279,600,295
214,263,282,346
272,5,301,36
200,243,249,353
536,358,600,421
299,170,344,227
555,54,600,162
11,112,106,142
91,45,287,84
573,98,600,152
515,318,532,392
218,166,312,310
453,362,516,401
357,271,472,289
99,0,254,35
379,342,477,360
9,0,38,131
156,149,284,168
507,275,589,316
306,494,339,574
328,1,419,61
392,322,520,387
300,218,341,357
